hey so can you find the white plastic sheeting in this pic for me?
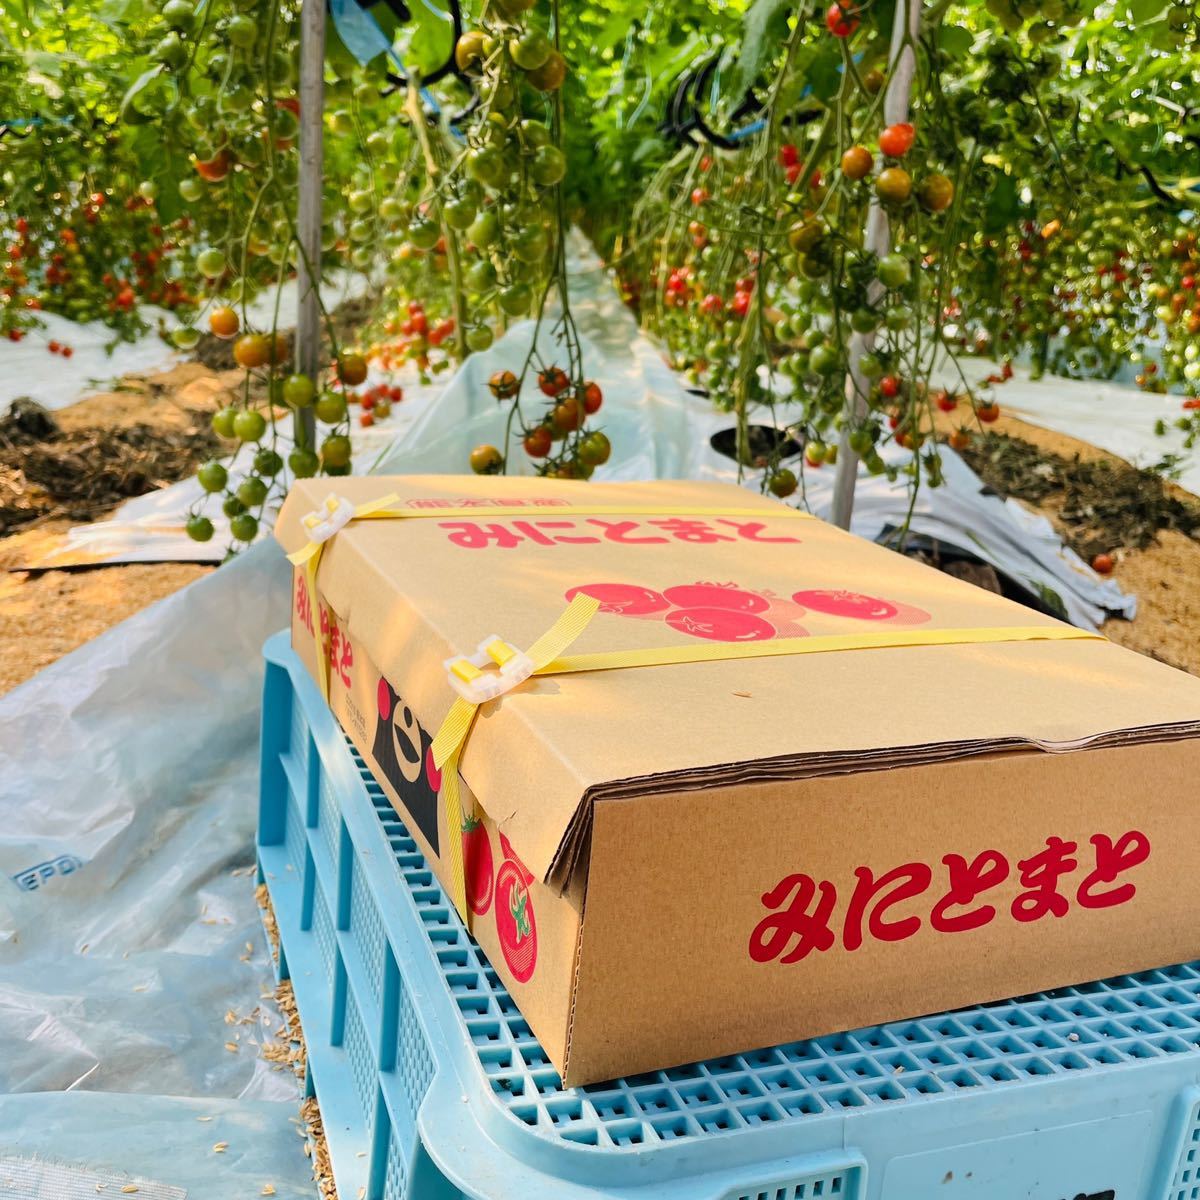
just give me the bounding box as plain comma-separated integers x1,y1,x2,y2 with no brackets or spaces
932,355,1200,497
25,381,440,568
0,542,312,1195
0,271,371,414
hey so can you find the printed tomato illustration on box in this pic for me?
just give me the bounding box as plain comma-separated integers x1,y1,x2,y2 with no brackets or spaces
373,675,442,855
494,832,538,983
463,815,495,917
565,580,929,643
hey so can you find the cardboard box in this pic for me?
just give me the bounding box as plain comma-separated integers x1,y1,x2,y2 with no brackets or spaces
275,475,1200,1086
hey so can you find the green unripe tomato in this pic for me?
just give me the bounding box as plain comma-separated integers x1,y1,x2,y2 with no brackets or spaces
155,32,187,69
230,513,259,542
196,247,226,277
443,198,477,230
466,259,497,291
254,449,284,477
162,0,195,30
513,225,548,263
467,210,500,247
226,14,257,48
850,308,879,334
499,283,532,315
408,219,440,250
172,326,200,350
520,119,551,147
877,252,912,289
197,460,228,493
186,514,214,542
530,145,566,187
809,344,840,376
212,407,238,439
178,178,203,202
348,188,373,213
465,325,494,352
232,409,267,442
288,448,320,478
314,392,348,424
283,373,315,407
237,476,269,508
466,146,505,188
510,30,552,70
321,434,352,469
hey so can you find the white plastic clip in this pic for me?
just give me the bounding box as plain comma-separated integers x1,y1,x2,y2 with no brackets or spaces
301,494,356,545
444,636,534,704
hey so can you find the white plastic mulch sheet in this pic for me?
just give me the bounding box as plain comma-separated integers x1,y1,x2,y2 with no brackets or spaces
0,543,316,1198
932,355,1200,497
0,271,371,415
26,380,440,568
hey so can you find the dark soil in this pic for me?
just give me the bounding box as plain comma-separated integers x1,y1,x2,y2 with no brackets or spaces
0,398,219,534
959,431,1200,561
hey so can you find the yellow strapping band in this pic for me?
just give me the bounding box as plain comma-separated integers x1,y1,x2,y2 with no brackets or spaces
285,492,1104,926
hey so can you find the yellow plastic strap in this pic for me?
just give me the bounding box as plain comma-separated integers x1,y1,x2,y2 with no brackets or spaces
286,491,401,567
429,595,601,921
543,624,1101,676
294,493,399,698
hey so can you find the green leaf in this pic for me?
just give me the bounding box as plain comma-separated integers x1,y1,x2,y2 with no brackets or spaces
399,0,455,78
726,0,793,107
939,24,975,56
983,171,1019,234
808,41,843,103
1129,0,1168,22
119,65,164,126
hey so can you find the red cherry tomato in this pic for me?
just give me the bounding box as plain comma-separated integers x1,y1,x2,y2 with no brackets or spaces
879,122,916,158
826,1,859,35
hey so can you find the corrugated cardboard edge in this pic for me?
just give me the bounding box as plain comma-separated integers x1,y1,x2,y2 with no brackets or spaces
547,721,1200,892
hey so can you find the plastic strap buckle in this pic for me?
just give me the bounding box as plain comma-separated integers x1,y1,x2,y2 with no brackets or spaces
444,636,534,704
301,494,356,545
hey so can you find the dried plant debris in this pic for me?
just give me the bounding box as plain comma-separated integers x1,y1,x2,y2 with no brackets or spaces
959,431,1200,560
0,399,218,534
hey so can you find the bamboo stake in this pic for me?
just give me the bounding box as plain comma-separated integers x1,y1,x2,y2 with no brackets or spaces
294,0,324,451
829,0,923,530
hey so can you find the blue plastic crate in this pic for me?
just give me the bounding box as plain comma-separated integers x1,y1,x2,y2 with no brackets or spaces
258,629,1200,1200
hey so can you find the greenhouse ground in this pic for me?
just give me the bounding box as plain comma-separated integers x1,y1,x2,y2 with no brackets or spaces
1,356,1199,695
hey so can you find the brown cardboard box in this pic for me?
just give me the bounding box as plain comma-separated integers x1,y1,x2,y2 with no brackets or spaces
275,475,1200,1086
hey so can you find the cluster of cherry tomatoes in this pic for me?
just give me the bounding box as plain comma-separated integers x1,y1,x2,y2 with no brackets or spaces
471,367,610,478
